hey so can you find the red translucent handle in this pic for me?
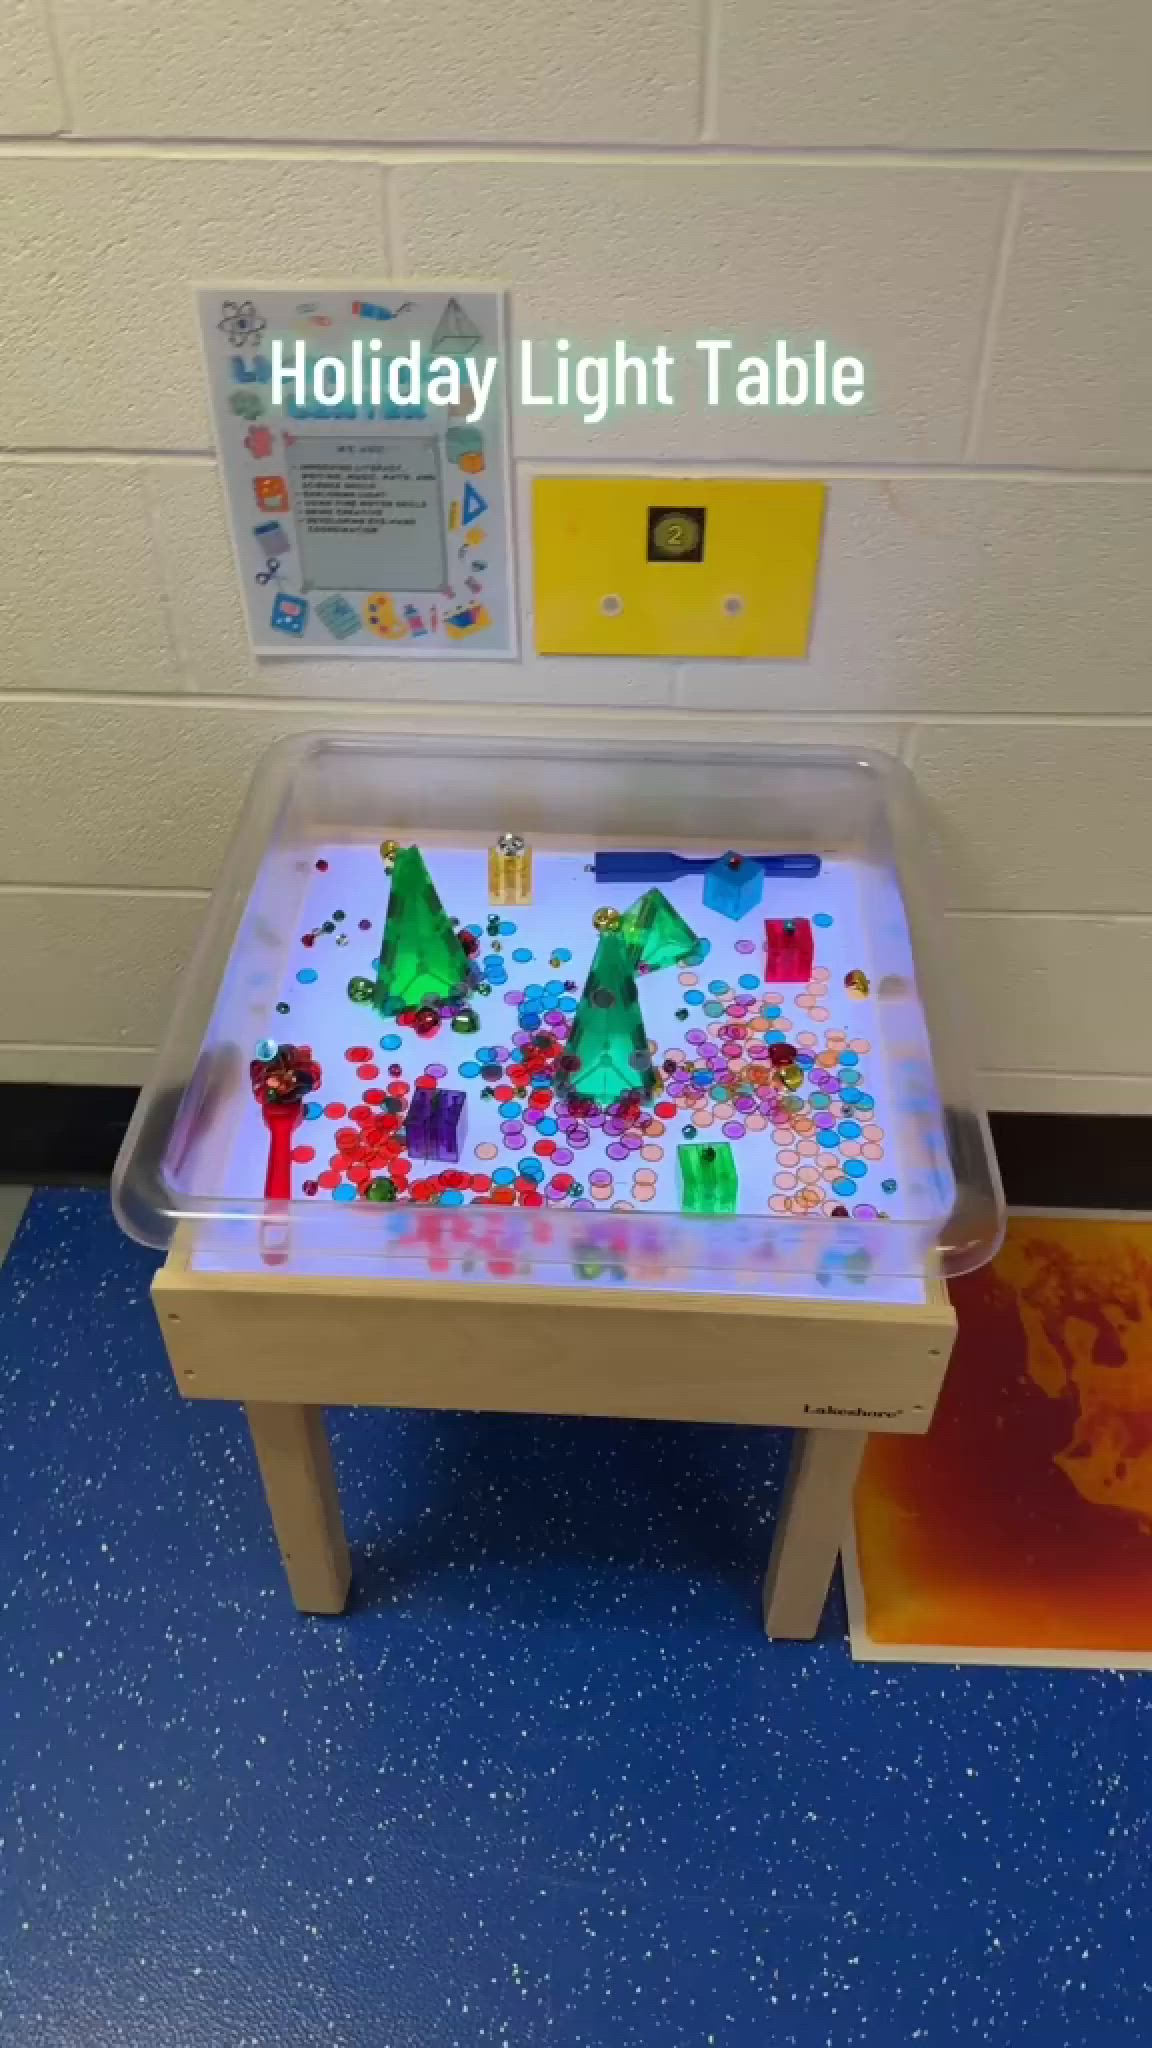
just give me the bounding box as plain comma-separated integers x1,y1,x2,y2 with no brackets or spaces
262,1102,303,1200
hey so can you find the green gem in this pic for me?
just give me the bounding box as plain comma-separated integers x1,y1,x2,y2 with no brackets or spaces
373,846,472,1018
451,1008,481,1034
332,910,345,922
675,1008,690,1021
275,1002,290,1015
322,921,335,934
682,1125,697,1138
678,1139,739,1215
882,1178,897,1194
347,976,375,1004
619,887,700,973
559,931,655,1110
364,1176,397,1202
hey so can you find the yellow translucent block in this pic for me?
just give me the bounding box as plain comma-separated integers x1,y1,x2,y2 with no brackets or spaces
488,844,533,905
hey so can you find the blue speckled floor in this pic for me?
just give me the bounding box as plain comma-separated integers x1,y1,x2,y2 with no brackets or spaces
1,1190,1149,2046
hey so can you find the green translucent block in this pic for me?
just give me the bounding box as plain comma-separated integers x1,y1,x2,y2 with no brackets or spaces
678,1140,739,1215
560,932,656,1108
373,845,472,1018
619,888,700,973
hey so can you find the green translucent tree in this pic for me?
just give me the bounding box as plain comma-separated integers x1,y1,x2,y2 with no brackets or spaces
559,932,655,1108
619,888,700,973
373,845,472,1017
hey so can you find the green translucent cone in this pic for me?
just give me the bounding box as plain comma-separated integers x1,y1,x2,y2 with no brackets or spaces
619,888,700,973
678,1140,739,1214
560,932,656,1108
373,846,472,1017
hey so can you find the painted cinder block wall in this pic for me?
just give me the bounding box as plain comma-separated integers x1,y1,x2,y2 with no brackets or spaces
1,0,1150,1106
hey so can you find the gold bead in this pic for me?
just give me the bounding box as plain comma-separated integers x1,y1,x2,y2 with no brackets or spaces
593,906,622,933
379,838,400,862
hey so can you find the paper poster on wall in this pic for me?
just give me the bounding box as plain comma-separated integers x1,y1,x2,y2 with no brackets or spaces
198,287,516,658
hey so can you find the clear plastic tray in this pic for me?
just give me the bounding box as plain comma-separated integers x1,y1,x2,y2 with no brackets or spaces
113,734,1004,1299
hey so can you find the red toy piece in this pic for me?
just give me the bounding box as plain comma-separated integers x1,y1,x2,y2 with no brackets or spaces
250,1043,322,1199
764,916,814,983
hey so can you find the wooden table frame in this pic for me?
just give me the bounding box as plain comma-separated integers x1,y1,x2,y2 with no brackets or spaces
153,1245,955,1637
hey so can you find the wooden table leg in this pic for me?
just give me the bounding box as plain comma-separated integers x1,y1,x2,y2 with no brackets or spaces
762,1427,866,1639
244,1403,351,1614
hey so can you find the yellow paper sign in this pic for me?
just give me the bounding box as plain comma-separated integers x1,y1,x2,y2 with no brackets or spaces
533,477,825,659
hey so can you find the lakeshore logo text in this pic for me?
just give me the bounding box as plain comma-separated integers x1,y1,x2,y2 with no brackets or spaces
803,1403,902,1419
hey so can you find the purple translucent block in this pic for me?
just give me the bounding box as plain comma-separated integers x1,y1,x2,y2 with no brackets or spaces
404,1089,433,1160
407,1086,467,1163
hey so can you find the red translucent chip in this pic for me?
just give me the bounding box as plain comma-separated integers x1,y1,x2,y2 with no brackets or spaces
290,1145,315,1164
324,1102,347,1120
